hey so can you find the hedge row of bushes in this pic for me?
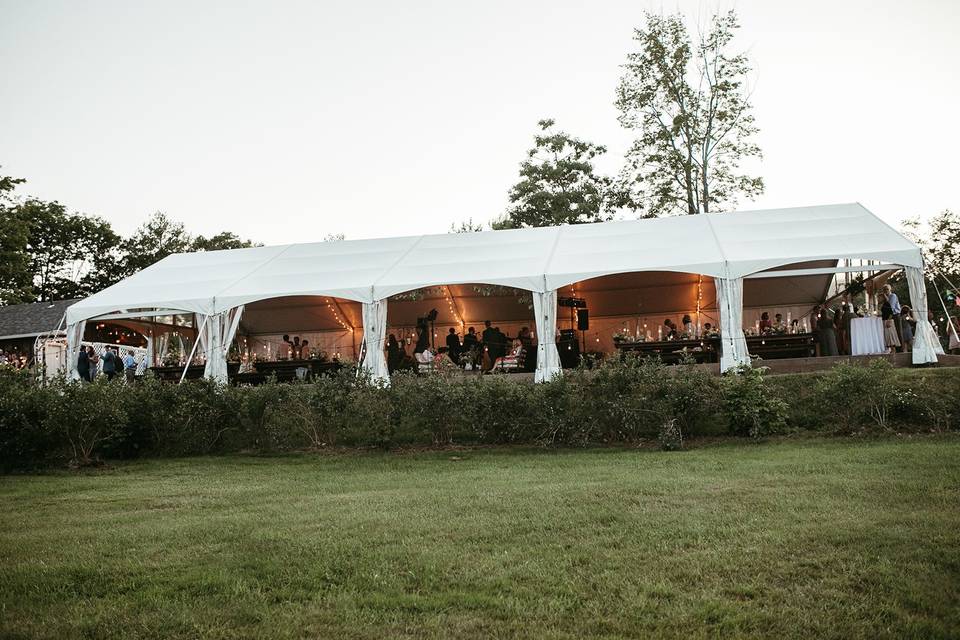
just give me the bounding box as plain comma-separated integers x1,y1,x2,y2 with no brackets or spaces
1,358,958,470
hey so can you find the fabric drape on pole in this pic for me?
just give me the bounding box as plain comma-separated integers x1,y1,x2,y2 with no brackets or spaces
195,313,209,362
533,290,561,383
361,299,389,384
203,306,244,383
905,266,940,364
716,278,750,371
65,320,86,380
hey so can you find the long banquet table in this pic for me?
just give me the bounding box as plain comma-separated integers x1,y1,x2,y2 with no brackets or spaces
614,332,818,363
745,333,817,360
614,337,720,363
245,359,342,383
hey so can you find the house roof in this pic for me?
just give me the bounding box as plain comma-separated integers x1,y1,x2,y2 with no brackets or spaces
0,299,77,340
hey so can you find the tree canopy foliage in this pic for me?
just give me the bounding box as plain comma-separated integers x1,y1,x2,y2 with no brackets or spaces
0,173,259,305
494,119,625,229
616,10,763,215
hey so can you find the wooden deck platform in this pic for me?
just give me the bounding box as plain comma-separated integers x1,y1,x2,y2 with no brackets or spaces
474,352,960,382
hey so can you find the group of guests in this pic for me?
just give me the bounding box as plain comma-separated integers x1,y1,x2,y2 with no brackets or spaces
661,315,706,339
281,335,312,359
813,285,917,356
386,321,533,374
0,349,28,369
77,345,138,382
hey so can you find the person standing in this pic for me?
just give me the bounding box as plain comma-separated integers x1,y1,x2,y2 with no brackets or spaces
882,285,903,352
123,350,137,382
77,346,90,382
816,305,839,356
101,347,118,380
86,346,99,381
414,324,430,355
880,293,901,353
463,327,479,352
445,328,461,364
900,305,915,352
386,334,401,373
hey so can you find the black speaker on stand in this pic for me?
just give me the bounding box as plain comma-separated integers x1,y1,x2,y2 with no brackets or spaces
577,309,589,352
558,329,580,368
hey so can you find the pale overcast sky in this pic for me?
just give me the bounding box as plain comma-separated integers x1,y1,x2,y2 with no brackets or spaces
1,0,957,245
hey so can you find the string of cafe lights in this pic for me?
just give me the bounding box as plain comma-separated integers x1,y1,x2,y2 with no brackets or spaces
326,298,355,333
443,286,465,328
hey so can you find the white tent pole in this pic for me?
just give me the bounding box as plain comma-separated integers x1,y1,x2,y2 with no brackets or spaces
180,315,209,384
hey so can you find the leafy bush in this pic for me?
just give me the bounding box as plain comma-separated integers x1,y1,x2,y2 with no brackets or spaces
43,377,130,466
0,368,54,471
658,418,683,451
1,356,957,470
815,360,895,433
720,364,788,439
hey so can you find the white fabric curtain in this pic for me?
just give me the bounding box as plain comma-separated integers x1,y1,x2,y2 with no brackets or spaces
157,333,169,366
533,290,561,383
65,320,86,380
716,277,750,371
195,313,209,362
361,299,389,384
905,266,940,363
203,306,244,383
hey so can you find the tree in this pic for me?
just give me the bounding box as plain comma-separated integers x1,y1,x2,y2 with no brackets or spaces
901,211,960,329
121,212,191,276
0,169,31,305
450,219,484,233
120,212,257,276
616,10,763,216
22,200,123,302
190,231,256,252
903,210,960,279
493,119,620,229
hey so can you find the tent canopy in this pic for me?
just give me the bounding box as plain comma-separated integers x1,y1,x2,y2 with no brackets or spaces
66,203,921,325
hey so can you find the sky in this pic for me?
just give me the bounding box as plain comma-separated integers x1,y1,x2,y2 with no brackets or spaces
1,0,958,246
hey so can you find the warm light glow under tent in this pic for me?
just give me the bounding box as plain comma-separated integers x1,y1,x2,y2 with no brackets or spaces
65,203,941,383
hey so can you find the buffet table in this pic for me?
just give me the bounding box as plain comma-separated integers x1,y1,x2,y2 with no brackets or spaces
850,317,886,355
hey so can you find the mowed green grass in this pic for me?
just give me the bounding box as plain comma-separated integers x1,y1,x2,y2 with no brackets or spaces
1,437,959,639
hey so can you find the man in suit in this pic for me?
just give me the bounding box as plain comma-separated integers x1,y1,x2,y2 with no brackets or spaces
445,328,461,364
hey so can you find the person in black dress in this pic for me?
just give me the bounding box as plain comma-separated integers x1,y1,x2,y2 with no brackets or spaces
414,324,430,354
387,334,401,373
445,328,461,364
77,347,90,382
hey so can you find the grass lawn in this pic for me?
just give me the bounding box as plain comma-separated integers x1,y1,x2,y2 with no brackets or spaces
1,437,959,639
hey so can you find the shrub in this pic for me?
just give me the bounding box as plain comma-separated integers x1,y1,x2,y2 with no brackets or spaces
815,359,895,433
43,377,130,466
720,364,788,439
658,418,683,451
0,368,54,470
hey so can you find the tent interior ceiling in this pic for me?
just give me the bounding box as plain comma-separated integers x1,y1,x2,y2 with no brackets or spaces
230,262,839,335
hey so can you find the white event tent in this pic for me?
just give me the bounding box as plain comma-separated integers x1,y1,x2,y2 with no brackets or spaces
65,203,941,384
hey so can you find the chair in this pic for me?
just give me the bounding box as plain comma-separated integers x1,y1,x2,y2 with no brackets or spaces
491,345,525,373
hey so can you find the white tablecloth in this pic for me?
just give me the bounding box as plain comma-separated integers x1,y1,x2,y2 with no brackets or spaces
850,317,886,355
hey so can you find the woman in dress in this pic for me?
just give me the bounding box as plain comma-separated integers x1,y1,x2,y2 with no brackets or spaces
759,312,772,332
386,334,401,373
900,305,915,352
879,293,901,353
